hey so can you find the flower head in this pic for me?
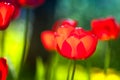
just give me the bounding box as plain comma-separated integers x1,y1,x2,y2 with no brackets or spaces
0,2,15,30
0,0,21,19
91,17,119,40
55,24,98,60
0,58,8,80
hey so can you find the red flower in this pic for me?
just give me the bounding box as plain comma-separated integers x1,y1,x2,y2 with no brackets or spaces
0,0,21,19
91,17,119,40
40,30,56,51
18,0,45,8
55,25,98,60
0,58,8,80
0,2,15,30
52,19,77,31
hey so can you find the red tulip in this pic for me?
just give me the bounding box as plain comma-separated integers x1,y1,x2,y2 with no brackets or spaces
55,25,98,60
40,30,56,51
52,19,77,31
18,0,45,8
0,58,8,80
91,17,119,40
0,2,15,30
0,0,21,19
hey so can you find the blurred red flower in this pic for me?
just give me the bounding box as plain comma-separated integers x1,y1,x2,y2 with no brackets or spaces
0,0,21,19
55,25,98,60
18,0,45,8
91,17,119,40
40,30,56,51
0,58,8,80
0,2,15,30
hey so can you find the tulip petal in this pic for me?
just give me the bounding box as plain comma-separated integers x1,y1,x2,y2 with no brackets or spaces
61,40,72,58
77,42,87,59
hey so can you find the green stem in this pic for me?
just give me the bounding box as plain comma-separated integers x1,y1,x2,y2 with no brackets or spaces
17,8,30,80
21,8,30,65
0,31,5,57
66,60,72,80
71,60,76,80
45,52,59,80
85,60,91,80
104,42,110,74
50,52,59,80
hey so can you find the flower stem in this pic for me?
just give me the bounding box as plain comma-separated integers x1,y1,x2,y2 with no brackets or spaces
66,60,72,80
85,60,91,80
0,31,5,57
71,60,76,80
21,8,30,65
17,8,30,80
50,52,59,80
104,42,110,74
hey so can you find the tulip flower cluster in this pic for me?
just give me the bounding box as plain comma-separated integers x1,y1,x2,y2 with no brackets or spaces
0,0,120,79
41,17,120,60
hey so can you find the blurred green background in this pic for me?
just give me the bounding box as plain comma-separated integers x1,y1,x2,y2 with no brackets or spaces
1,0,120,80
